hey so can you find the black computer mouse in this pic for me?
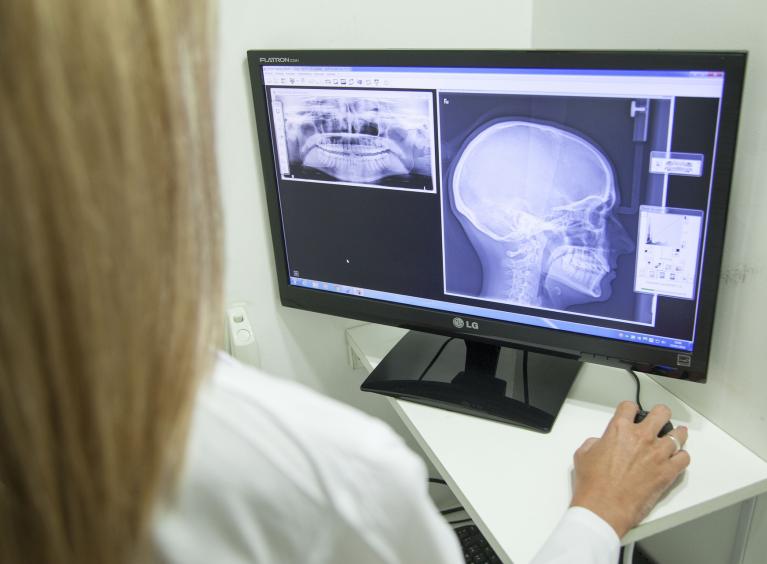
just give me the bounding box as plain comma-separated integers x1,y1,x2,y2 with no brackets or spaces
634,409,674,437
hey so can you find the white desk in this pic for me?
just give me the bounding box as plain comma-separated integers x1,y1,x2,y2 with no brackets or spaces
346,323,767,564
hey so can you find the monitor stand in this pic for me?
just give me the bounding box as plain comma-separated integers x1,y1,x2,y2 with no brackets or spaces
361,330,581,433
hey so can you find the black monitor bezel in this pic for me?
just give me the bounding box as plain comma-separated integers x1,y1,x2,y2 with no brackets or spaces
247,49,747,382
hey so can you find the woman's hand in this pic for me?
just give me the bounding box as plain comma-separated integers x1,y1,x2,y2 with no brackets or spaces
570,401,690,538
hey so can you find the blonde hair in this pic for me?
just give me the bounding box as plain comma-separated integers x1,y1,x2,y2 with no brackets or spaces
0,2,221,563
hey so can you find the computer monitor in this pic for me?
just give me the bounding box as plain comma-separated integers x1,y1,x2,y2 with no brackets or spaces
247,50,746,431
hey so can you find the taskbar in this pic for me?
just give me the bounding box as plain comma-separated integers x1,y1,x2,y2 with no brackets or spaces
289,277,694,352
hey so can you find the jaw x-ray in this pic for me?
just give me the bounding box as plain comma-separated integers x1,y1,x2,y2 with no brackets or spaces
442,93,672,323
270,89,437,191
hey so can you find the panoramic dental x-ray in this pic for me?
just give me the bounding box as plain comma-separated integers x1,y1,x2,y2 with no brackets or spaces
271,89,436,191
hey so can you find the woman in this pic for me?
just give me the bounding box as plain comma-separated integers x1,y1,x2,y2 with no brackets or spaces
0,2,689,563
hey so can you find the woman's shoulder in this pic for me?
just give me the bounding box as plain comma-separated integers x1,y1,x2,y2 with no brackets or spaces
208,352,409,464
152,353,427,564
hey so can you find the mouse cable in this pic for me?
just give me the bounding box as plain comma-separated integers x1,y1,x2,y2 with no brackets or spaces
626,369,644,411
417,337,454,381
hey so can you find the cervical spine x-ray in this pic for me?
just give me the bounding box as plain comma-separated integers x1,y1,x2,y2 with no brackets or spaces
270,89,437,191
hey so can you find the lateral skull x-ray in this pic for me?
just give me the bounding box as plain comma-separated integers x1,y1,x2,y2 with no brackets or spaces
271,89,436,190
448,119,633,311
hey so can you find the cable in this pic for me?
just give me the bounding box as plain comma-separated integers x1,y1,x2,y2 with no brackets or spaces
430,478,462,517
417,337,454,381
431,479,463,517
440,506,465,516
448,517,474,526
626,369,643,411
622,541,635,564
522,349,530,405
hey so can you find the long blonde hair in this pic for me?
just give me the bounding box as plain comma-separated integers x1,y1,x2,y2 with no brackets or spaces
0,2,221,563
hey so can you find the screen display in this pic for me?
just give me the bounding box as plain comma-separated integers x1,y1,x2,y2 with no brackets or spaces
260,63,729,354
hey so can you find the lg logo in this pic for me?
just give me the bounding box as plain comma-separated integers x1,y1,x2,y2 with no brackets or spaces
452,317,479,330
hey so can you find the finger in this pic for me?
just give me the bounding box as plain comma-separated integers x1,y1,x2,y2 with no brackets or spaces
611,400,639,424
669,449,691,474
657,427,687,457
641,404,672,436
659,433,683,458
656,427,688,457
672,425,689,448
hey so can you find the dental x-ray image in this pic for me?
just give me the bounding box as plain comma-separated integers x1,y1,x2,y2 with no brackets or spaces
441,93,672,324
269,88,437,191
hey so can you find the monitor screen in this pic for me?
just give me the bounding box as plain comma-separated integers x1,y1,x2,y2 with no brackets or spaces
248,51,746,383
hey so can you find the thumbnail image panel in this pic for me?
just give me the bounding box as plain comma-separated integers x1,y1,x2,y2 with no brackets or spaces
634,206,703,300
440,93,672,324
270,88,437,191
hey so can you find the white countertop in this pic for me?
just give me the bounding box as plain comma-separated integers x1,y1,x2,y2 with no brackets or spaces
346,323,767,564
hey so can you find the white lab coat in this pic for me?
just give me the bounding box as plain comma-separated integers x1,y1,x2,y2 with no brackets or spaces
152,354,619,564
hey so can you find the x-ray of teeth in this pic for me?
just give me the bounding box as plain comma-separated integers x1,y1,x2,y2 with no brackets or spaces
445,119,634,313
270,89,436,190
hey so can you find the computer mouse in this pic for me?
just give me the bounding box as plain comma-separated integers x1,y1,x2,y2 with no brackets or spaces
634,409,674,437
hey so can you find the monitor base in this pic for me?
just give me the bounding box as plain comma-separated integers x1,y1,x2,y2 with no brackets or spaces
361,330,581,433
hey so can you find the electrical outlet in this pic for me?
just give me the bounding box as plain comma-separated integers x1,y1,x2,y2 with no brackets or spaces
226,303,260,367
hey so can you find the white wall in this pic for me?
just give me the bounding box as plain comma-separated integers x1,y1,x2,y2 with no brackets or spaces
532,1,767,562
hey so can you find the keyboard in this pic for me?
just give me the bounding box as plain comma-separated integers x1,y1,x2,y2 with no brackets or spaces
455,524,502,563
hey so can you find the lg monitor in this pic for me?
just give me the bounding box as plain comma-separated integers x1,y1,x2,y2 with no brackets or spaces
247,50,746,431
